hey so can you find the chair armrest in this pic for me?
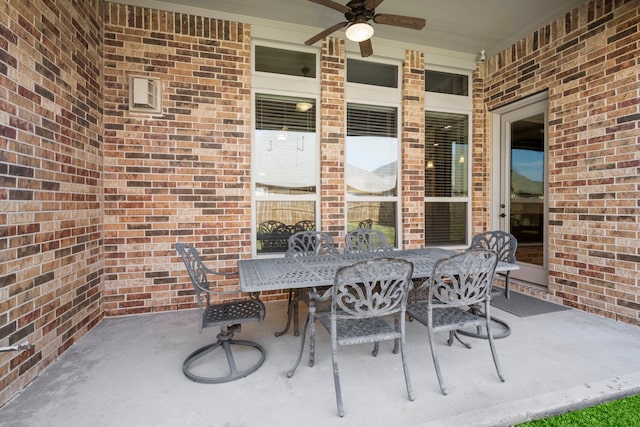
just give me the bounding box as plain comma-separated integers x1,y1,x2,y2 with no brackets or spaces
309,286,332,301
201,264,238,278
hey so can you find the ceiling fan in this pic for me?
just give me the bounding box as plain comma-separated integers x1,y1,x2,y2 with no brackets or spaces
304,0,426,57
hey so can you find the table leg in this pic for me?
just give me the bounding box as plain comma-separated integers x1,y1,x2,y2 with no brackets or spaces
286,312,310,378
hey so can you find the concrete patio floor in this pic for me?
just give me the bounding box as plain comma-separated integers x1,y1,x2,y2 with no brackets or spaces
2,299,640,427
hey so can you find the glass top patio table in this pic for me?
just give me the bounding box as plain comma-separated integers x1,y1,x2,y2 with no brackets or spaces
238,248,518,292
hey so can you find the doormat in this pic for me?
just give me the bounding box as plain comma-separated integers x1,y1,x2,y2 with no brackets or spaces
491,289,570,317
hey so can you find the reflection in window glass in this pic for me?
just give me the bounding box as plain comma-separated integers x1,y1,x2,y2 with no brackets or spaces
255,46,316,78
425,70,468,96
254,93,317,254
255,94,316,196
346,104,398,196
424,111,468,197
346,103,398,247
347,201,397,247
424,202,467,245
510,114,545,249
425,111,469,246
256,201,316,254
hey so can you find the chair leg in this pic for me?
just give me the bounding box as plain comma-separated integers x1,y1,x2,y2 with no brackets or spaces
331,335,344,417
399,334,415,401
308,309,317,367
485,315,506,382
183,328,266,384
447,330,472,349
372,342,380,357
392,313,400,354
427,328,448,395
275,289,300,337
375,314,400,356
504,273,510,299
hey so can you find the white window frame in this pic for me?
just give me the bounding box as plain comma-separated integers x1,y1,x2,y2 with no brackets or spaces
251,41,321,257
424,65,473,249
345,56,402,248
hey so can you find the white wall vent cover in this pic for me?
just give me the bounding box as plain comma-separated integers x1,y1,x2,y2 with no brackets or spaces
129,76,162,113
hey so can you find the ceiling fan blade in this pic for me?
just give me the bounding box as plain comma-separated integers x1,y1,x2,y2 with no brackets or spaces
364,0,384,9
359,39,373,57
308,0,350,14
304,21,349,45
374,14,426,30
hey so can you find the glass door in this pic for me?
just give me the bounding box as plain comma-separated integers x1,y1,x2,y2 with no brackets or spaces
492,93,548,286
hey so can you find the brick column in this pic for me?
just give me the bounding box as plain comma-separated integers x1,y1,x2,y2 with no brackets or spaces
319,37,346,247
401,50,425,248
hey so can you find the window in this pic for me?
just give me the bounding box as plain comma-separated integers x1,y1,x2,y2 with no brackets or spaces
255,45,316,78
346,103,398,246
425,70,468,96
254,93,318,254
347,58,398,88
424,111,469,245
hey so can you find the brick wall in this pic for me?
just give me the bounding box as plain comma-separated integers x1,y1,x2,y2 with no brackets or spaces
101,4,255,315
0,0,103,407
481,0,639,323
470,65,492,233
0,0,638,411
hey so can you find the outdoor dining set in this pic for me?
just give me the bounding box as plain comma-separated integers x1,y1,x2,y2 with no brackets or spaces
175,229,518,417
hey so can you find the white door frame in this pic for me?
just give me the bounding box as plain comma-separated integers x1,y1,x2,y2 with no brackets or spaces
490,91,548,286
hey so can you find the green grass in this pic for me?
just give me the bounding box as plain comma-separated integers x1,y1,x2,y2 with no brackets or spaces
517,394,640,426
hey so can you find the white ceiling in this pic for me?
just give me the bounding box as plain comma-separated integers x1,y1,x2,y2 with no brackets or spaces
124,0,585,56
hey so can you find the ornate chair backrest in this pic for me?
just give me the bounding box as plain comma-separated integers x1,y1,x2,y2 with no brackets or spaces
357,219,373,229
257,221,293,252
176,243,210,308
257,220,286,234
332,257,414,320
294,220,316,231
421,249,498,310
469,230,517,264
286,231,339,257
344,228,393,254
176,243,237,310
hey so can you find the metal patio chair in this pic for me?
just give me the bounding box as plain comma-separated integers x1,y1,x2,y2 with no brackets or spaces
469,230,518,298
343,227,394,355
344,228,393,254
292,257,415,417
176,243,265,383
274,231,339,337
458,230,518,340
406,249,505,395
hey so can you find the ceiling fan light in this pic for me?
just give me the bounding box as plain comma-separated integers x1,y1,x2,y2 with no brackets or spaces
345,22,374,42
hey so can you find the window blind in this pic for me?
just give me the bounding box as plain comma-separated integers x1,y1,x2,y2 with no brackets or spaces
347,103,397,137
255,94,315,132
